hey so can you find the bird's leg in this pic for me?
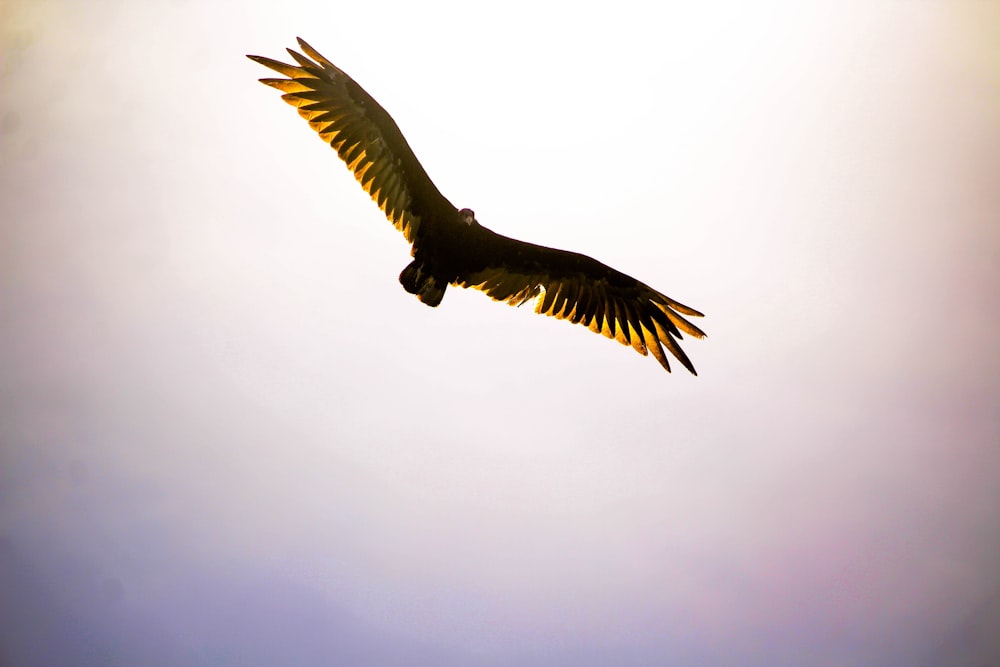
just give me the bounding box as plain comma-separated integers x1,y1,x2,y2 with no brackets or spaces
399,261,446,307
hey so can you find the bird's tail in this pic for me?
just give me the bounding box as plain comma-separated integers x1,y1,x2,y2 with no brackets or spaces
399,261,446,307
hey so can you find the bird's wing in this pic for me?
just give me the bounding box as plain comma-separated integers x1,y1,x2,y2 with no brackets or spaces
456,231,706,374
247,38,453,244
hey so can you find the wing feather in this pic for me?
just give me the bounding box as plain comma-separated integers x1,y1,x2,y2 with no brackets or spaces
261,79,313,94
577,284,597,327
557,280,579,320
248,39,457,244
612,299,629,345
638,310,672,372
538,281,561,315
458,229,705,374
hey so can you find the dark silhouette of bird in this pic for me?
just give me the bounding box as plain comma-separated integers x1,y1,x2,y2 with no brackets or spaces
248,39,706,374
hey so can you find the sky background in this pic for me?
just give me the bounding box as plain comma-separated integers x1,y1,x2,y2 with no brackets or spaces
2,1,999,665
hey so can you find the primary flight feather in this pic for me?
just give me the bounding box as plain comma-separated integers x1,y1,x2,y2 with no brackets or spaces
248,39,706,374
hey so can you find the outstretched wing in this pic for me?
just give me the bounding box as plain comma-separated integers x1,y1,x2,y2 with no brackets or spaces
247,38,454,244
457,230,706,374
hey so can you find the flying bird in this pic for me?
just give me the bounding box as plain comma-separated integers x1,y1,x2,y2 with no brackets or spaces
248,39,706,374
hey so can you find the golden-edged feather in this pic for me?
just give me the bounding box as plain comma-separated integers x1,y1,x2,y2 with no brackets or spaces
248,39,448,244
459,255,706,374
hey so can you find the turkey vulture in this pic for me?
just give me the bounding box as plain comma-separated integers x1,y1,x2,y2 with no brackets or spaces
248,39,706,374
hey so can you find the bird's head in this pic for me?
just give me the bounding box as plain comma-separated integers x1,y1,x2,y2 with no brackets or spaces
458,208,477,226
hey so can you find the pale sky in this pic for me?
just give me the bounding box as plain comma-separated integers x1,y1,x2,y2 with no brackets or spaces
2,1,999,665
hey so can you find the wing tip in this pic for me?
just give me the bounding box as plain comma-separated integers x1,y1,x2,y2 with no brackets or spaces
296,37,335,70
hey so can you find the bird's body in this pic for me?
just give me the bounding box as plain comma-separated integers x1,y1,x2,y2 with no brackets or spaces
248,39,706,374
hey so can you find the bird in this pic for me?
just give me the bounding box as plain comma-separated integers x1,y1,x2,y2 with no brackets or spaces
247,39,706,374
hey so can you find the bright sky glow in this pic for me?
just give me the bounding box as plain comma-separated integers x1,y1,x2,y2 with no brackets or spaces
2,1,999,665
